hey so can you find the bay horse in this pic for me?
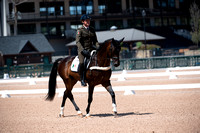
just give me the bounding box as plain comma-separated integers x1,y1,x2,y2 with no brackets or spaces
46,38,124,118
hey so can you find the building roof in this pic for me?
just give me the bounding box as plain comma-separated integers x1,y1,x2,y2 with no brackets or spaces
0,34,55,55
66,28,165,46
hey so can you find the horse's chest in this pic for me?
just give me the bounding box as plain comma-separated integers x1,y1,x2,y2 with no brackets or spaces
87,71,111,82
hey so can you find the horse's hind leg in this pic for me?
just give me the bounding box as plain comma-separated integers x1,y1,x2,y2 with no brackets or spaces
59,90,82,117
59,90,68,117
102,82,117,117
59,79,82,117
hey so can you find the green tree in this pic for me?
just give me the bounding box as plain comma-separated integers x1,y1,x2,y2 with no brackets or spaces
190,2,200,48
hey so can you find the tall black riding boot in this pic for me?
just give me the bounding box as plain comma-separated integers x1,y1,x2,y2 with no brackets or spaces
79,63,87,87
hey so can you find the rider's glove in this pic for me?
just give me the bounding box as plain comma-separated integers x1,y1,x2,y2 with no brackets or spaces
81,49,90,58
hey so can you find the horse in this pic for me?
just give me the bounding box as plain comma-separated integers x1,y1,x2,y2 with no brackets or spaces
46,38,124,118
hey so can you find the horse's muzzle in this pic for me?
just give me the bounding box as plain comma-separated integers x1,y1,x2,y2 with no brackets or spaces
114,62,120,67
113,59,120,67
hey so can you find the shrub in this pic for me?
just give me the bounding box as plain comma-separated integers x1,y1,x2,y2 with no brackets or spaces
138,44,161,50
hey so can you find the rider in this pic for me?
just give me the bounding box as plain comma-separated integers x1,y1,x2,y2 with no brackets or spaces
76,14,100,86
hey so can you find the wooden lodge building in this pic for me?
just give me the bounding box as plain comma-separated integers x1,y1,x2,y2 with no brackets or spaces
0,34,54,67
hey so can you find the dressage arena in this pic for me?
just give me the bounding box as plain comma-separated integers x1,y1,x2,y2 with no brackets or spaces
0,66,200,132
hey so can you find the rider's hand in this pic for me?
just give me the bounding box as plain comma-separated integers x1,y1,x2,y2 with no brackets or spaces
81,49,90,58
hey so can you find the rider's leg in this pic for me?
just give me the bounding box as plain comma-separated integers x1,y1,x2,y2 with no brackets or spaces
79,63,87,86
78,52,87,87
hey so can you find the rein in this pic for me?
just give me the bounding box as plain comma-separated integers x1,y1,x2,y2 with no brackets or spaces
89,41,116,71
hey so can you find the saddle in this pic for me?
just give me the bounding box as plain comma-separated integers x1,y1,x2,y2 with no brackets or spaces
70,50,96,72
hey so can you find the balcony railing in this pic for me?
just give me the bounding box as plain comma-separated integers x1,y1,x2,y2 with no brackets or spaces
7,8,186,23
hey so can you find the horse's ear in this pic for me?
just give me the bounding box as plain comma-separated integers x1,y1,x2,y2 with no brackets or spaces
119,37,124,46
112,38,115,42
119,37,124,43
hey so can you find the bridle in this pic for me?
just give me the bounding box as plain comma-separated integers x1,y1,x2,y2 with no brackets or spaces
109,40,120,61
90,38,123,70
92,39,120,64
90,39,121,69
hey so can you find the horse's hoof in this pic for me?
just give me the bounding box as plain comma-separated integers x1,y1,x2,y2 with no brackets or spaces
78,113,83,118
85,114,92,118
113,112,118,118
59,114,64,118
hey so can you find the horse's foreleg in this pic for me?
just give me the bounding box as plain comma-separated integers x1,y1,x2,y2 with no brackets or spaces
68,91,83,117
106,85,117,117
85,86,94,118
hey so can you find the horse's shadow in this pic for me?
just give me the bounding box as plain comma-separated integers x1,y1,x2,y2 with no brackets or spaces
91,112,153,118
62,112,153,118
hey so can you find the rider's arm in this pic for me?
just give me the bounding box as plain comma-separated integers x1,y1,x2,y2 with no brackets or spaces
76,29,84,52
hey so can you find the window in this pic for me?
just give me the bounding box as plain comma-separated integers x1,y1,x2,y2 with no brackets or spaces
40,2,64,16
98,5,106,14
69,0,93,15
10,25,14,35
9,2,35,14
132,0,149,8
179,0,195,12
153,0,175,9
69,6,77,15
163,18,168,26
100,20,123,30
168,17,176,25
128,19,149,28
135,19,142,27
9,3,13,14
155,18,162,26
41,7,56,16
17,2,35,13
98,0,106,14
126,0,130,12
41,23,65,36
60,6,64,15
180,17,188,25
98,0,122,14
168,0,175,8
154,0,165,9
108,0,122,13
70,21,95,30
86,1,93,14
70,22,82,30
128,19,134,28
86,5,93,14
144,19,151,27
18,24,36,34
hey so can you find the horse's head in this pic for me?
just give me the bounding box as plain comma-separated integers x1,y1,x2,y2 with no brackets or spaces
108,38,124,67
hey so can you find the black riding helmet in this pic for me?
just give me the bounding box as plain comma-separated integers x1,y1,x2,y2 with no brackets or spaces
80,14,91,21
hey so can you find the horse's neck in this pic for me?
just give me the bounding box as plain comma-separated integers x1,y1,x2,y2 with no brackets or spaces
95,45,110,67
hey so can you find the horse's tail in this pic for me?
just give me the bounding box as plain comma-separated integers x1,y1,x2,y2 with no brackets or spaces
45,58,62,101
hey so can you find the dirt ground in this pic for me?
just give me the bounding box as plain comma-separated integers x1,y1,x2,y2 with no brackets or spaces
0,69,200,133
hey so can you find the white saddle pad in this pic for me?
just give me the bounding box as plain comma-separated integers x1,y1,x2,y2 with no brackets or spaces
70,51,111,72
71,56,79,72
